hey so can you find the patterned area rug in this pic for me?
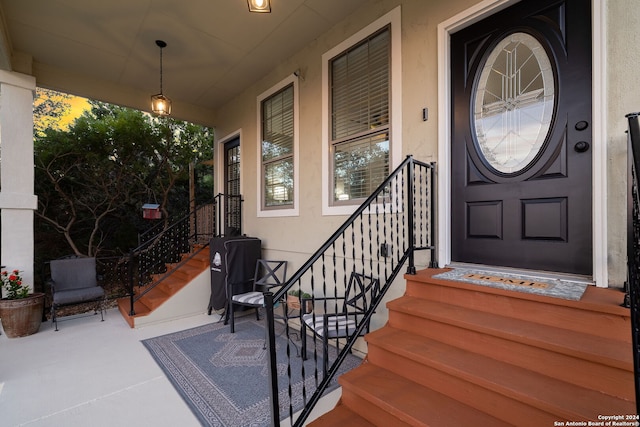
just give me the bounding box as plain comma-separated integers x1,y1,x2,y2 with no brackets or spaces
142,317,361,426
433,268,589,301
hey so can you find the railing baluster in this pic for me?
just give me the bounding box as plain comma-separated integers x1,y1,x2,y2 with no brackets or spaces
368,201,373,284
407,157,416,274
128,249,135,315
429,162,438,268
264,291,280,427
383,182,389,284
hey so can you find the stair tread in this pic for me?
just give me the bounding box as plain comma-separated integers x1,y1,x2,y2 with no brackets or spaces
160,275,189,293
405,274,631,342
140,287,171,309
117,298,151,328
141,287,169,299
308,403,374,427
187,251,209,261
118,246,209,327
184,258,209,268
340,363,513,427
408,269,630,317
366,327,635,419
169,262,202,271
387,297,632,369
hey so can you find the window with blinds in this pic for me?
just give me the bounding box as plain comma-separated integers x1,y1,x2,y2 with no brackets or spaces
330,26,390,204
261,83,294,209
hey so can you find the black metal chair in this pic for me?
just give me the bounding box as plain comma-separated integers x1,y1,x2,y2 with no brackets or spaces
47,257,105,331
300,272,380,376
228,259,287,333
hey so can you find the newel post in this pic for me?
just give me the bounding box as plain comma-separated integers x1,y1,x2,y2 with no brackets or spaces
406,156,416,274
264,292,280,426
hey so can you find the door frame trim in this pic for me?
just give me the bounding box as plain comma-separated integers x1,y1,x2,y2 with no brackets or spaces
437,0,608,287
216,129,243,198
216,130,243,234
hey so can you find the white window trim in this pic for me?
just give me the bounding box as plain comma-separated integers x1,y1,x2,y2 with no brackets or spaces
256,75,300,218
322,6,402,216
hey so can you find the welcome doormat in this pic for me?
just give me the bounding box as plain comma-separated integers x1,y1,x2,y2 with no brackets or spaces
433,268,589,301
142,318,362,427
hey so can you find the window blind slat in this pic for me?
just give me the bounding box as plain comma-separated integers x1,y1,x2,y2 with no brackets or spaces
261,84,294,207
330,26,390,202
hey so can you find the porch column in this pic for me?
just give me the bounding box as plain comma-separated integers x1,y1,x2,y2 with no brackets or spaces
0,70,37,291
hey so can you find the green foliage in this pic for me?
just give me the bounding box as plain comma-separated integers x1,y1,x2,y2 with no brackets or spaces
34,100,214,259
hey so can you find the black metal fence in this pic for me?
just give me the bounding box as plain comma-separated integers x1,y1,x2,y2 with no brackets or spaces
264,155,437,426
626,112,640,415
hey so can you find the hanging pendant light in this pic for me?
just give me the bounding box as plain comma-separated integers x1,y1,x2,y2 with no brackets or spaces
151,40,172,116
247,0,271,13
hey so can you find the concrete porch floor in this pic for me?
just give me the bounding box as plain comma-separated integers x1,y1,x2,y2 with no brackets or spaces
0,308,339,426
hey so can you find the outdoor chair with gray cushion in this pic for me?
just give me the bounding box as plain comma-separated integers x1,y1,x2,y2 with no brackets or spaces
228,259,287,333
300,272,380,376
47,257,105,331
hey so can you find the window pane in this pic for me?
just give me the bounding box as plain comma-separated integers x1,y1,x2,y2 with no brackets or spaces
264,157,294,207
331,28,390,141
263,85,294,162
262,83,294,210
330,26,391,205
333,132,389,202
226,144,240,196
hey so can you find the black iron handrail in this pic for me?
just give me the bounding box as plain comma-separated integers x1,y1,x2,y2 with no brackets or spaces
626,112,640,415
127,194,243,315
264,155,436,426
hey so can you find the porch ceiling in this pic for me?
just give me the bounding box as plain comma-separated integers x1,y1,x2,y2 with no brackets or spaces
0,0,372,124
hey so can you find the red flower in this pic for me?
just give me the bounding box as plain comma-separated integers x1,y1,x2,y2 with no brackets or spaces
9,275,16,281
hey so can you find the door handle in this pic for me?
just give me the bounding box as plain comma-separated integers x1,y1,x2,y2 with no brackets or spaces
574,141,590,153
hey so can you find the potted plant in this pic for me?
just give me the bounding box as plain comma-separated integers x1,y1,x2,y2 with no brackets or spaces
287,289,312,313
0,269,45,338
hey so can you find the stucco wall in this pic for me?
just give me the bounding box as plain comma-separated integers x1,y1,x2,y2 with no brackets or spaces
213,0,473,264
213,0,479,333
607,0,640,287
212,0,635,302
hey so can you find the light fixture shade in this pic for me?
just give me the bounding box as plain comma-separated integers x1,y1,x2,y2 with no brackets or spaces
151,93,172,116
247,0,271,13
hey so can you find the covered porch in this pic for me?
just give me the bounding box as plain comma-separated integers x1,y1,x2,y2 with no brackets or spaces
1,0,640,424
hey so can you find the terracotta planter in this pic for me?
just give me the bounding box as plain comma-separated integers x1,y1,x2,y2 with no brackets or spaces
286,294,312,314
0,293,45,338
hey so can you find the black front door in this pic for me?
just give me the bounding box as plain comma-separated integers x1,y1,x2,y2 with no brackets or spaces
451,0,592,275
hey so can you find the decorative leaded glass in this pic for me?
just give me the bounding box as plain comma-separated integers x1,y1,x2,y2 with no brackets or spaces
473,32,555,174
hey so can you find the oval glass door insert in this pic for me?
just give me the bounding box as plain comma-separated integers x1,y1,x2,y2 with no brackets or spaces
473,32,555,174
